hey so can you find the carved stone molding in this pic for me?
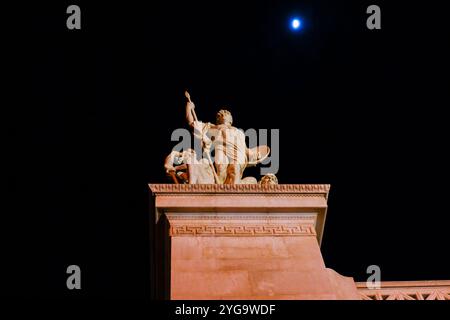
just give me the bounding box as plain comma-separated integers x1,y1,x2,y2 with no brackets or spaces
149,183,330,244
157,192,326,198
356,281,450,300
170,224,316,237
150,184,330,197
167,214,317,221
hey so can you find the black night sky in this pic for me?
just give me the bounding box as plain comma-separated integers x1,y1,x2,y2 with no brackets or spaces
6,1,450,298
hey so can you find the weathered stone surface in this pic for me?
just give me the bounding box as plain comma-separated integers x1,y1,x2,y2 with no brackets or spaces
150,183,360,300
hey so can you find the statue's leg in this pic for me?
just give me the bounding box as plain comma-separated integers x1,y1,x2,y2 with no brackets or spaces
187,163,195,184
215,164,227,184
224,162,241,184
214,149,228,184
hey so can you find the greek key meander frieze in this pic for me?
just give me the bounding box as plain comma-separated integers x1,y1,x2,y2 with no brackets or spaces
169,224,316,236
359,290,450,300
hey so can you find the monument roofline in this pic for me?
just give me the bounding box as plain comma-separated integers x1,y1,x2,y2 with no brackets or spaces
149,183,330,197
149,183,331,245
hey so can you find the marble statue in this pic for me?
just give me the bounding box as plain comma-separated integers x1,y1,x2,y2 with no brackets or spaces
164,91,272,184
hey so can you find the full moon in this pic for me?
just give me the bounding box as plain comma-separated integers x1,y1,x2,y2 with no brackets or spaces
291,18,301,30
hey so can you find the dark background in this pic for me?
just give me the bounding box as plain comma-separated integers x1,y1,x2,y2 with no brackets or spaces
6,0,449,297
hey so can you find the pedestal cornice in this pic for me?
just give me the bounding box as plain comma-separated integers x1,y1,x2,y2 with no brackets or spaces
149,183,330,196
149,184,330,245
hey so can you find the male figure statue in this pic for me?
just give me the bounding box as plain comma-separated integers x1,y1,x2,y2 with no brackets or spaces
186,102,247,184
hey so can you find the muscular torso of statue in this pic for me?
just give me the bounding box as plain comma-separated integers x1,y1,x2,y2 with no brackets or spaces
193,120,247,184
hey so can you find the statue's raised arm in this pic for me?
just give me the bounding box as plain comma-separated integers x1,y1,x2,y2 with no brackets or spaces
185,91,197,127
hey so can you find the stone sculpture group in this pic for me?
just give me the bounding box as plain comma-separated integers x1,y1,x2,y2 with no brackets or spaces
164,91,276,185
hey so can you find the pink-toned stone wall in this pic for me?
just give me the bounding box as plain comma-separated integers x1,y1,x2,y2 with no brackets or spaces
171,236,353,299
150,184,360,300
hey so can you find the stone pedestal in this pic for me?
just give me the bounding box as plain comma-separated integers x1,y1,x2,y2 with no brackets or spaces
149,184,359,300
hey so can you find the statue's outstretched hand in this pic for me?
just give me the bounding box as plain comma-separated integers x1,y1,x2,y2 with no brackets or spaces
185,101,197,126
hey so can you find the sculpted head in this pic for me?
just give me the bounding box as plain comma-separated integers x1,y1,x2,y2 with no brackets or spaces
259,173,278,186
216,109,233,126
